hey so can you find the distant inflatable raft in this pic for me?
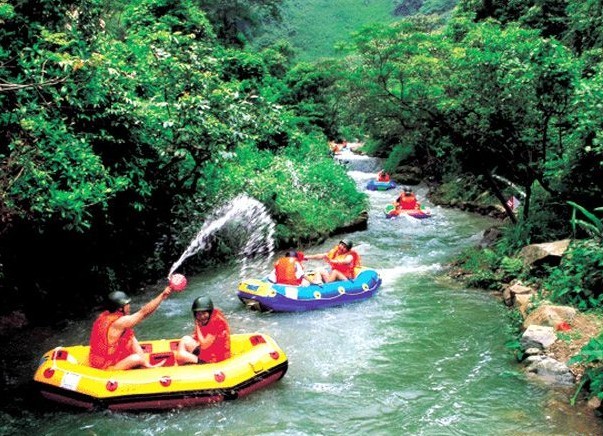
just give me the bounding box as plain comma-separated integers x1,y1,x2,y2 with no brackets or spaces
33,333,288,411
237,267,382,312
366,180,397,191
384,204,432,219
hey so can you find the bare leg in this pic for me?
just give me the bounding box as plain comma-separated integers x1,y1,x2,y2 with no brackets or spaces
111,353,149,370
326,270,350,283
175,335,200,365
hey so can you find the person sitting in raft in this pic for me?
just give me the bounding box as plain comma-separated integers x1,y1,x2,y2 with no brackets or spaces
175,296,231,365
395,187,421,210
89,286,172,370
268,250,314,286
377,170,390,182
304,239,361,283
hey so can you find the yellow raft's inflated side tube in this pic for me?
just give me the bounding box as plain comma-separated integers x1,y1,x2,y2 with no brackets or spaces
33,333,288,411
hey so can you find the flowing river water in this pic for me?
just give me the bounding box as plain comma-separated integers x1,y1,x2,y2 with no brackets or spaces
1,152,602,435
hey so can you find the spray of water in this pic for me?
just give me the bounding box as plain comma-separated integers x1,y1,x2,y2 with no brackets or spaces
168,194,276,278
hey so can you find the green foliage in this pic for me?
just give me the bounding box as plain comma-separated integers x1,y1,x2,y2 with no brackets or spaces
456,246,503,289
255,0,404,61
0,2,15,21
196,0,283,47
499,256,524,279
505,308,526,361
544,240,603,310
432,175,496,205
420,0,458,16
568,201,603,241
0,0,373,321
568,333,603,404
384,143,414,169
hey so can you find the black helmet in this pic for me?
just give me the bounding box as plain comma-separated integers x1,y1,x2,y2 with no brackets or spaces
403,186,412,193
286,250,298,258
107,291,131,311
192,296,214,314
339,239,353,249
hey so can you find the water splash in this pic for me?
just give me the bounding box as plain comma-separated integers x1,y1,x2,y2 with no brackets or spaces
334,153,383,173
168,194,275,278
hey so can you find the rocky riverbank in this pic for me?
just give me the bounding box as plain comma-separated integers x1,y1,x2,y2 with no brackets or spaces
452,235,603,414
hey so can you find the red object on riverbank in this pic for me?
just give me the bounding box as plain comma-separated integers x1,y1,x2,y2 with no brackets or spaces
556,321,571,331
169,274,187,292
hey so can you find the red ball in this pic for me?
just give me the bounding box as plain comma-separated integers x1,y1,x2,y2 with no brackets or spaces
169,274,187,292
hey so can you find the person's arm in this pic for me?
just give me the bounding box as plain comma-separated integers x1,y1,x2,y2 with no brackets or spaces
294,262,305,280
197,318,229,348
329,254,353,266
113,286,172,331
304,252,327,260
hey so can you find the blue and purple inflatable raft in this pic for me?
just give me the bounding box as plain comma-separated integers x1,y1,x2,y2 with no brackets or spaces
366,180,397,191
237,267,382,312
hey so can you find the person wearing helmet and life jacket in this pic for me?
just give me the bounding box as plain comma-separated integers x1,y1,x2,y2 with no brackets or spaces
175,296,231,365
89,285,172,370
305,239,361,283
268,250,312,286
395,187,420,210
377,170,390,182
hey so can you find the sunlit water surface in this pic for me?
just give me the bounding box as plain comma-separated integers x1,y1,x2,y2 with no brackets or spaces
1,154,601,435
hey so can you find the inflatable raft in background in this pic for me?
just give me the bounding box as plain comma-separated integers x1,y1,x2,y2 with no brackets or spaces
366,179,397,191
384,204,432,219
237,267,382,312
33,333,288,411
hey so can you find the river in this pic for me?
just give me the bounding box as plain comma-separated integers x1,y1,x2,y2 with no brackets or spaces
1,152,601,435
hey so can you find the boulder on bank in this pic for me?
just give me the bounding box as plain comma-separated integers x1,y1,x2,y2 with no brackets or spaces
521,325,557,350
522,305,577,330
502,282,535,310
519,239,571,268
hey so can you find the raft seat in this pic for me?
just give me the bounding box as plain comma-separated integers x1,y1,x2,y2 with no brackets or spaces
149,351,176,367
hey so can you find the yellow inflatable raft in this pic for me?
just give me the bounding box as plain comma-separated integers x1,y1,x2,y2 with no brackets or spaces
33,333,288,411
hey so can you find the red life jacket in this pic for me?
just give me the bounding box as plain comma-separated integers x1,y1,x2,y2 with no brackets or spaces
327,247,362,279
193,309,231,363
378,172,390,182
89,311,136,369
398,194,418,210
274,257,303,285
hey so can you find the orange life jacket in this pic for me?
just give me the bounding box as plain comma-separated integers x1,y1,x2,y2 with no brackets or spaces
89,311,136,369
327,247,362,279
274,257,303,285
193,309,231,363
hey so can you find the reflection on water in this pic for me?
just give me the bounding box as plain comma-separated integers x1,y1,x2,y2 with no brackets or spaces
2,156,602,435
